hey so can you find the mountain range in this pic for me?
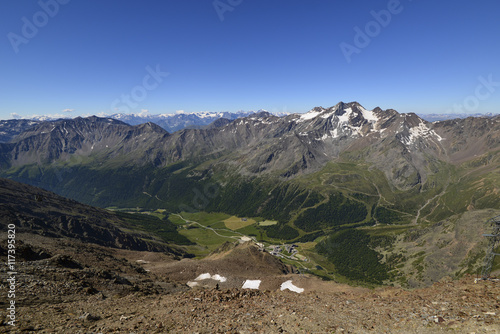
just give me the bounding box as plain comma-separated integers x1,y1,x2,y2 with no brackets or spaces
3,109,496,142
109,110,258,132
0,110,267,140
1,101,499,285
418,112,499,122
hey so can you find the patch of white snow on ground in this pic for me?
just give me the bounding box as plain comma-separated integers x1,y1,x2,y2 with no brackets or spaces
195,273,212,281
211,274,227,282
194,273,227,282
280,280,304,293
242,280,261,289
187,281,199,288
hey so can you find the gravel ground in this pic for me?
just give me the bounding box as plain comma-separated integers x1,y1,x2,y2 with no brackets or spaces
1,235,499,333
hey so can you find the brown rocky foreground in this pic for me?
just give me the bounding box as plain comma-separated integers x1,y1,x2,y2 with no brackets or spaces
1,234,499,333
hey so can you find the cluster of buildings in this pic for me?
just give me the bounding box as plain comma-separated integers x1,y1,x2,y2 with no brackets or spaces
269,244,298,257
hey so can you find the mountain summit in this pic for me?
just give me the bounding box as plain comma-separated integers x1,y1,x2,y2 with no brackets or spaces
2,102,498,187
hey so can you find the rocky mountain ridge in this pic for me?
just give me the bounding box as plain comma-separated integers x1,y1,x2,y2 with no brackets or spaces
1,101,499,216
2,102,499,186
0,110,261,140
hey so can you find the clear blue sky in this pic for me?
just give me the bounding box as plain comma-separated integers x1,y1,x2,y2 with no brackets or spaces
1,0,499,120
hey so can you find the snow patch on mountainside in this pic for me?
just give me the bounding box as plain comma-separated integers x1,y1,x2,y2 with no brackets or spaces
194,273,227,282
311,105,382,141
401,121,444,146
359,105,378,122
242,280,261,289
299,109,323,121
337,107,353,124
280,280,304,293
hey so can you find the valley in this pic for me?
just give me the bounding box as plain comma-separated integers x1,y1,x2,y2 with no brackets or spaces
104,204,500,289
1,102,500,332
3,0,500,331
130,210,315,276
1,102,499,289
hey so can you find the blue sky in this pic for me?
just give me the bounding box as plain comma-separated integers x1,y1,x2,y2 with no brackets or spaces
1,0,499,120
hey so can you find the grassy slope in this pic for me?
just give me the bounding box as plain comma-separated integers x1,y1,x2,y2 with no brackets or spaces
3,148,500,286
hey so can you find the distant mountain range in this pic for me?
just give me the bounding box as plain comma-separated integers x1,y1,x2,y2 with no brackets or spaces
1,110,287,140
1,101,499,285
418,112,499,122
3,109,497,143
109,110,258,132
2,100,499,213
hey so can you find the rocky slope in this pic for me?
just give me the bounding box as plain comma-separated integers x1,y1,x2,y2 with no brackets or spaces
0,178,187,255
0,233,498,333
0,119,41,143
